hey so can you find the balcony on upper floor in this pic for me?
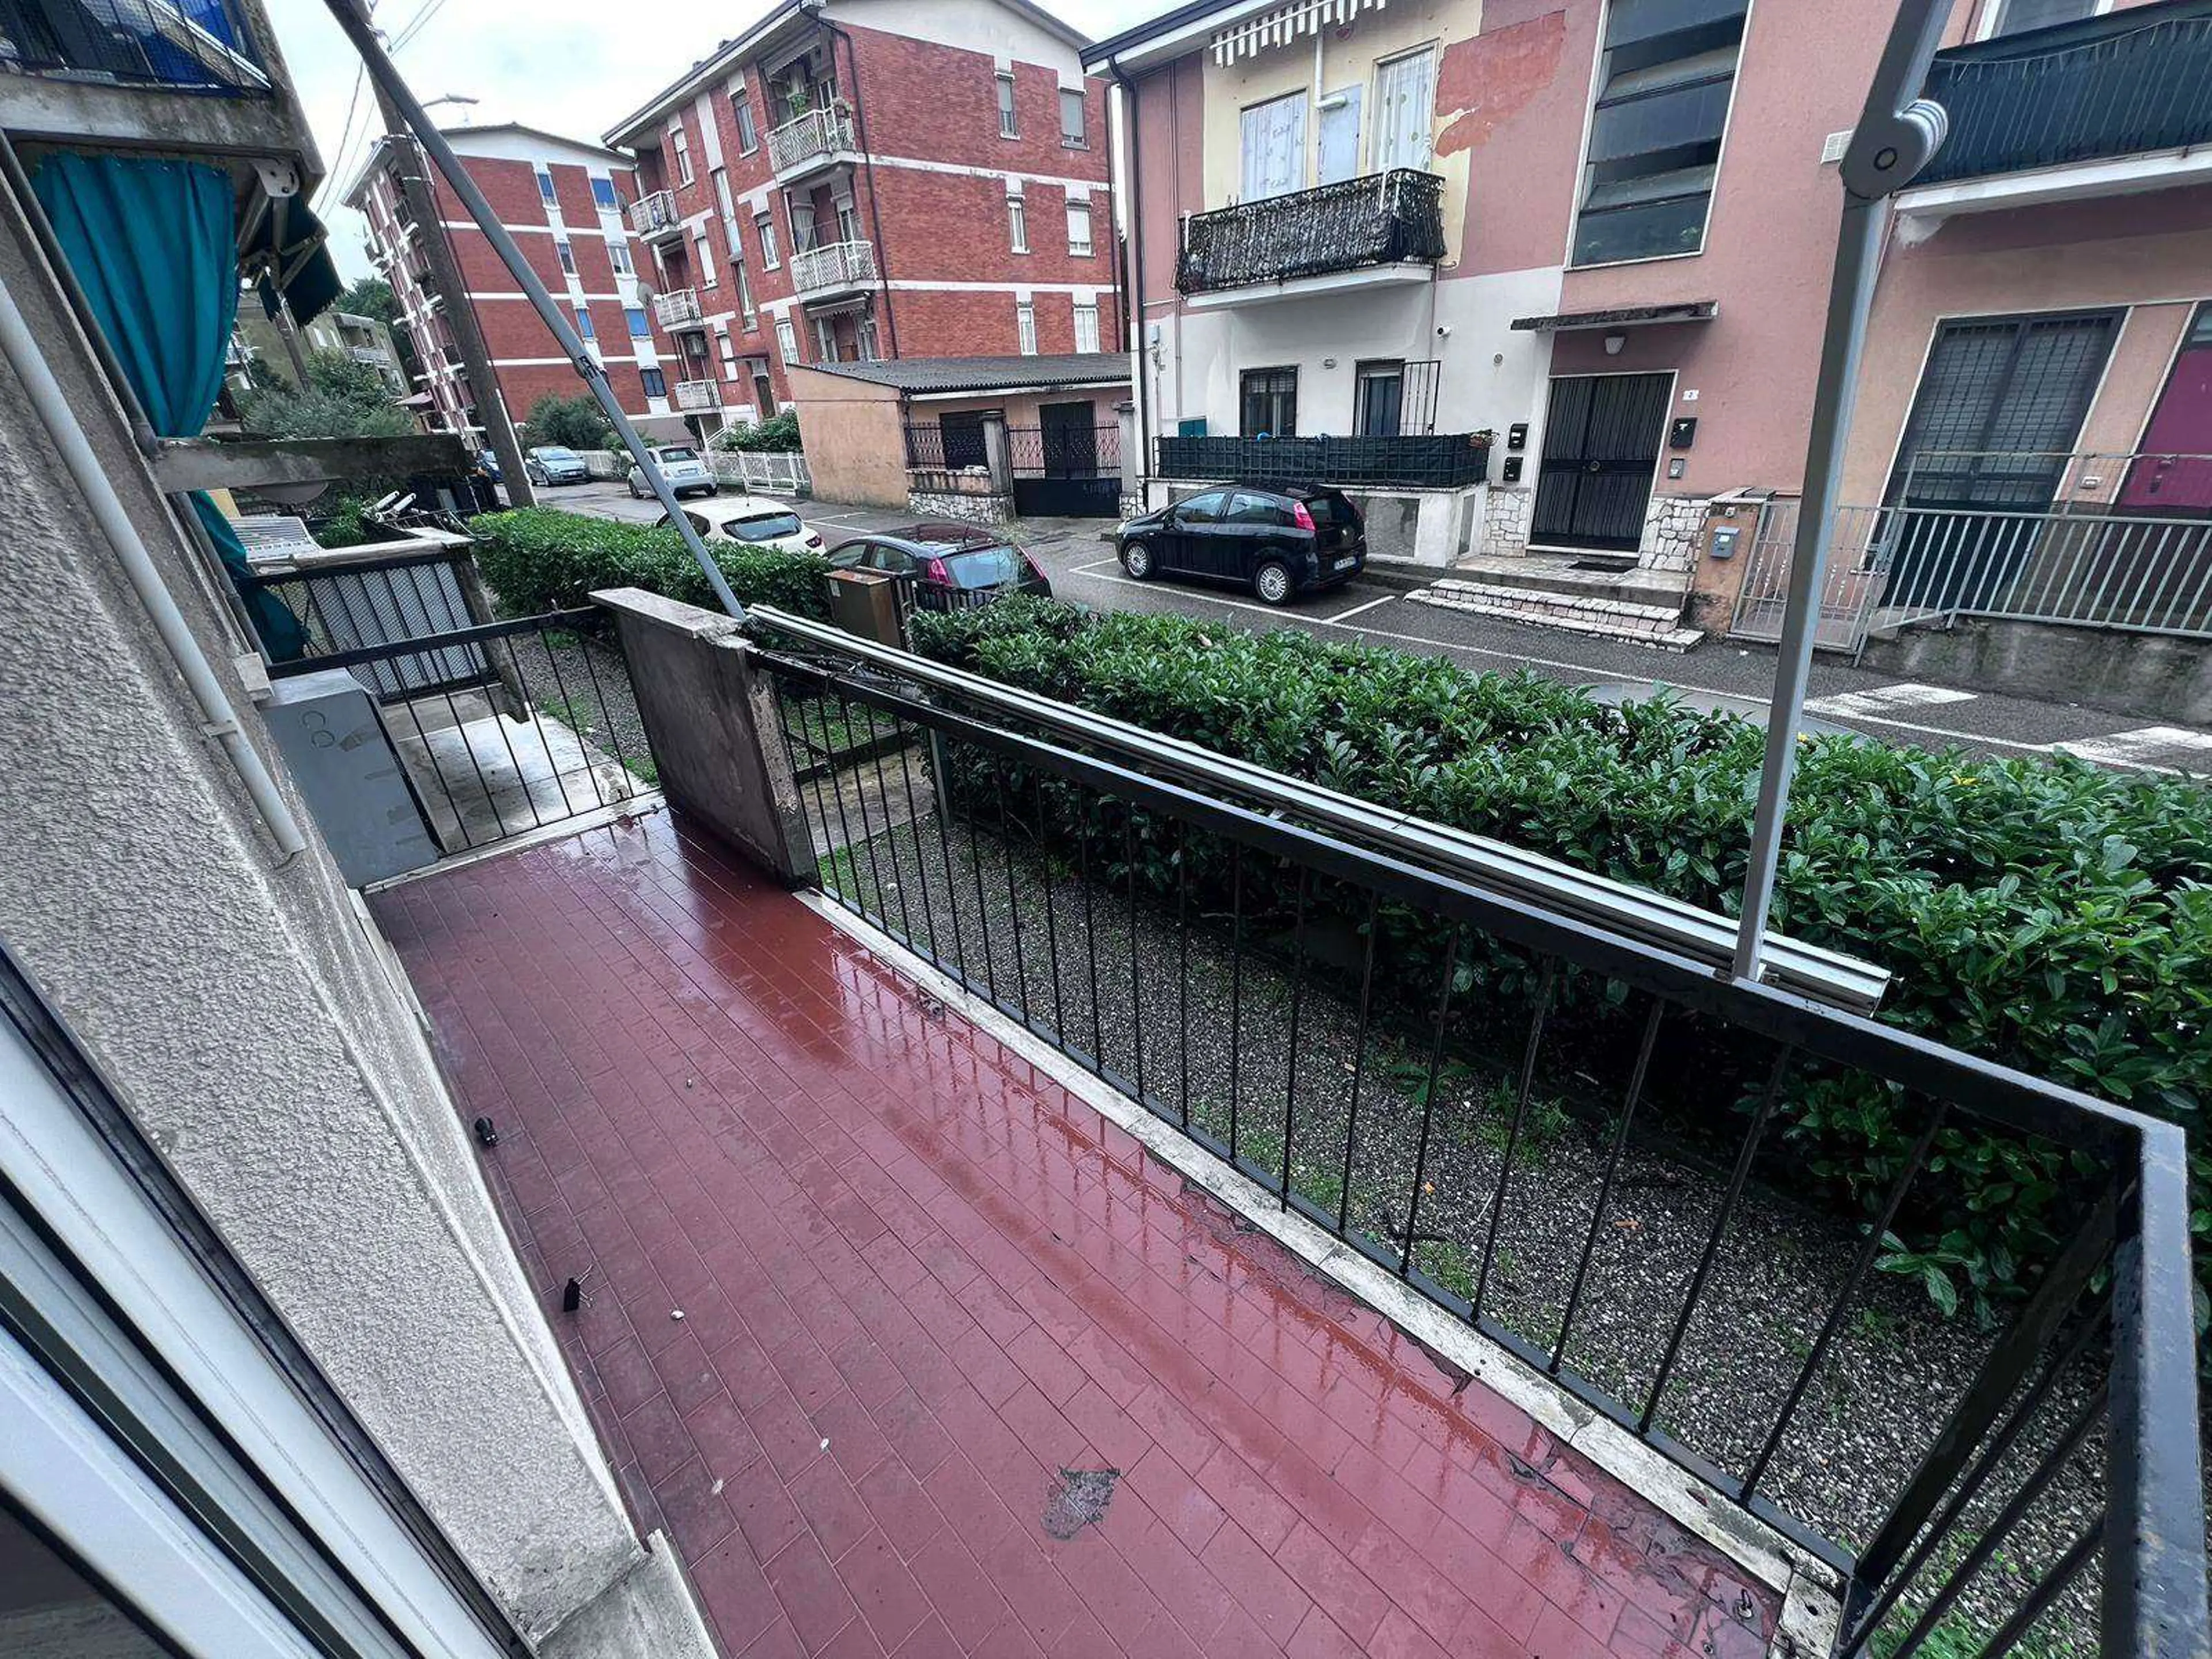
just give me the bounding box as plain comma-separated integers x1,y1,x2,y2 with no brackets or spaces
1175,168,1446,306
1903,0,2212,218
653,287,705,331
672,377,719,412
766,99,857,180
628,187,683,241
789,236,877,301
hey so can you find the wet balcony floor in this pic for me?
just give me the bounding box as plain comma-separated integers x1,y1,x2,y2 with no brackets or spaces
370,810,1781,1659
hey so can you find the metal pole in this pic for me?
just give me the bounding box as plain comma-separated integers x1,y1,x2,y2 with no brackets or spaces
1731,0,1950,983
321,0,745,618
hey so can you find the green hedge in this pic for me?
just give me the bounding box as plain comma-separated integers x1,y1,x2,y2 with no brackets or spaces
467,507,831,619
910,600,2212,1327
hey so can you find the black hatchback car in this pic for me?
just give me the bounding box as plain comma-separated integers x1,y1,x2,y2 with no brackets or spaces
1115,483,1365,605
828,524,1053,611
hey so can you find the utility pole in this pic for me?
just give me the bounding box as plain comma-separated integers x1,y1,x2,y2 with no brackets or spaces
367,78,535,506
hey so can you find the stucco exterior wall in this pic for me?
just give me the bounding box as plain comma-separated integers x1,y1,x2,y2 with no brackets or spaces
0,195,685,1652
788,365,907,504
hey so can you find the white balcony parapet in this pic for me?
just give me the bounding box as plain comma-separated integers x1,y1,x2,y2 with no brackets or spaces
673,378,720,412
652,288,704,330
789,238,877,298
766,102,856,175
628,189,681,238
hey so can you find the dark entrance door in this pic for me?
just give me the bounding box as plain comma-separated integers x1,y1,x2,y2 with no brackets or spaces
1010,401,1122,516
1884,309,2119,611
1530,373,1672,554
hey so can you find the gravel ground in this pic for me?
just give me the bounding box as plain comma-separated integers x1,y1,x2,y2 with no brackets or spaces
786,721,2119,1654
501,626,656,787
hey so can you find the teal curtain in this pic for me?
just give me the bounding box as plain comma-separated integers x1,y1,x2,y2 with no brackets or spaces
31,151,305,659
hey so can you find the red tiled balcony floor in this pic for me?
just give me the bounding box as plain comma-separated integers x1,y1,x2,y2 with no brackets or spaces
372,812,1781,1659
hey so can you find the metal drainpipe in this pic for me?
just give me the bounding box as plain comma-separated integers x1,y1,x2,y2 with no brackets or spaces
821,17,899,360
1107,59,1146,494
0,275,308,864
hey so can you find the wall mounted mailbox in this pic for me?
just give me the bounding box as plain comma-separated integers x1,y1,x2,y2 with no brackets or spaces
1501,454,1524,483
1669,416,1698,449
1507,422,1528,450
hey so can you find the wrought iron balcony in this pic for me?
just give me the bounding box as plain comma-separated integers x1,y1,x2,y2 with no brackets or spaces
0,0,271,95
766,101,855,176
789,237,877,299
1916,0,2212,186
627,188,682,240
652,287,704,331
1156,431,1489,489
672,378,719,412
1175,169,1445,297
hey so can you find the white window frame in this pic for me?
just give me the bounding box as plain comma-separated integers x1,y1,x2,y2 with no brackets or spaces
1060,86,1088,147
672,124,694,186
695,230,717,289
1066,199,1092,257
608,239,632,276
813,315,839,362
857,312,880,362
589,173,620,213
1007,190,1029,253
775,315,800,364
756,211,781,268
733,79,760,153
1977,0,2106,38
1073,300,1099,353
533,166,556,206
997,70,1018,138
734,254,756,328
1016,298,1037,355
1369,44,1438,173
554,238,576,277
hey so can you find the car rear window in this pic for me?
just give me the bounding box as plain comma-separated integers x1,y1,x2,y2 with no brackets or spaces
657,446,699,461
1303,493,1351,527
727,512,802,541
539,447,578,461
941,546,1022,588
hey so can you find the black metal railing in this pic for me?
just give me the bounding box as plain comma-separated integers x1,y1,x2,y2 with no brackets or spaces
0,0,271,94
1009,422,1122,478
746,619,2206,1659
1157,431,1490,489
1918,0,2212,185
1176,169,1445,296
239,546,490,695
270,611,650,856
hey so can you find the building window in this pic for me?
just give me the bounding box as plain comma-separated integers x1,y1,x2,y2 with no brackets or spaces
735,256,756,327
1066,200,1092,256
1354,359,1406,436
1572,0,1749,267
590,175,619,211
997,71,1018,138
857,312,880,362
609,240,632,276
1016,299,1037,355
1240,366,1297,437
535,166,557,206
756,211,780,268
626,306,651,338
941,410,990,468
575,307,597,342
813,316,839,362
673,125,694,185
695,231,717,287
1073,301,1100,353
1240,92,1307,200
1986,0,2095,36
555,238,576,276
1370,47,1437,172
733,81,759,153
775,316,800,363
1059,88,1087,147
642,366,667,399
1007,191,1028,253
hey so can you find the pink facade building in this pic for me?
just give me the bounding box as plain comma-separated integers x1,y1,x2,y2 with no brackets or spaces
601,0,1122,435
348,124,692,445
1090,0,2212,594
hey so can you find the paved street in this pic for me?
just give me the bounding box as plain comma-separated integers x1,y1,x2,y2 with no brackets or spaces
552,482,2212,773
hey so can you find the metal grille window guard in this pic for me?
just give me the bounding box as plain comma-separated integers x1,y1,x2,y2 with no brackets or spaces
788,238,877,296
743,620,2205,1659
1918,1,2212,185
0,0,271,94
765,100,855,173
1156,431,1490,489
267,608,647,855
1176,169,1445,296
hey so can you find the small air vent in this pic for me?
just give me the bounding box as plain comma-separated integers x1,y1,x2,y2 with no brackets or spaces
1821,130,1852,164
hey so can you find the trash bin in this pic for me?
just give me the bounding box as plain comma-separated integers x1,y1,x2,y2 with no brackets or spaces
824,567,905,649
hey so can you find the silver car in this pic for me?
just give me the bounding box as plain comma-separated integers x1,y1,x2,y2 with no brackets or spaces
627,444,717,500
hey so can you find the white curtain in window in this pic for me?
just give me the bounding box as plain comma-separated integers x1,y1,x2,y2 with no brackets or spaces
1372,48,1435,171
1073,304,1099,353
1240,93,1307,199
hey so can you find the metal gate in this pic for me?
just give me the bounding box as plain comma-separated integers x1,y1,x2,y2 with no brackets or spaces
1728,498,1892,655
1531,373,1672,554
1007,421,1123,517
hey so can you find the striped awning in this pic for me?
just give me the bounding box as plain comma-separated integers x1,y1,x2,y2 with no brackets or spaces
1210,0,1386,65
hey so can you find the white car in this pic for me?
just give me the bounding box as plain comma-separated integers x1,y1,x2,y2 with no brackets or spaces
626,444,717,499
657,494,825,556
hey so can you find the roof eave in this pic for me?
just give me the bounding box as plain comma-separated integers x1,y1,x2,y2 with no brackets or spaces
601,0,813,147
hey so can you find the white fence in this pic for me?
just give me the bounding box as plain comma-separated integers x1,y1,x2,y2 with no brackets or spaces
575,449,811,498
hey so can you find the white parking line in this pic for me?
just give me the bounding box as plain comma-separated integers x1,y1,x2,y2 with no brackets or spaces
1326,592,1399,623
1069,557,1120,574
1806,683,1978,717
2053,726,2212,770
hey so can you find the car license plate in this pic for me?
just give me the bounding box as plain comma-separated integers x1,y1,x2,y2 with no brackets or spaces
1332,556,1358,571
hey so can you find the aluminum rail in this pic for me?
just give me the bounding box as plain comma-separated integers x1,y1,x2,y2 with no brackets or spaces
743,606,1891,1013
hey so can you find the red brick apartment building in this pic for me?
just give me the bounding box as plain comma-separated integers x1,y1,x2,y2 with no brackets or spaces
601,0,1122,429
348,123,693,445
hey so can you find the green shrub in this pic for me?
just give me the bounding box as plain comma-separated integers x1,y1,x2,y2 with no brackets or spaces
466,507,831,620
713,410,801,452
912,601,2212,1327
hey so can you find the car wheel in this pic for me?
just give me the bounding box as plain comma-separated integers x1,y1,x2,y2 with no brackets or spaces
1120,540,1155,579
1253,559,1294,606
628,480,644,498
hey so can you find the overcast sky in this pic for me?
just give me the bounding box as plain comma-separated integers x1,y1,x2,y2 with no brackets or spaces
270,0,1166,279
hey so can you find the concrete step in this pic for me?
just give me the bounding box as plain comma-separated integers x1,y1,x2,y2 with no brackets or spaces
1408,579,1704,651
1447,552,1691,611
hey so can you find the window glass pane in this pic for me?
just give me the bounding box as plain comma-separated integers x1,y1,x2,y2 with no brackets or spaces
1226,492,1281,524
1240,93,1307,200
1372,48,1436,171
997,73,1017,136
1586,73,1733,168
1073,305,1099,354
590,176,618,210
729,512,804,540
535,168,556,203
945,546,1021,587
1177,491,1228,522
574,310,595,339
1605,0,1746,54
555,240,575,274
626,308,650,336
1008,197,1028,251
1570,191,1711,264
641,368,666,397
1993,0,2094,35
1060,88,1085,143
